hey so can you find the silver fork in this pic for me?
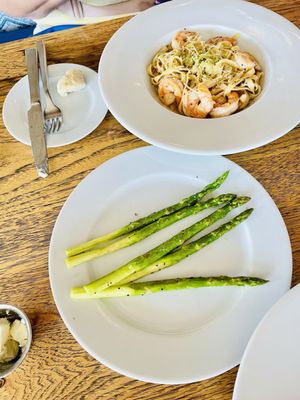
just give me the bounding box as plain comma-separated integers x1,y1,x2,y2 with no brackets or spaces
36,41,63,134
70,0,84,18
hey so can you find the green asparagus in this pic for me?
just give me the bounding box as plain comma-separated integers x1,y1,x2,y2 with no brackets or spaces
119,196,250,284
71,276,267,299
66,170,229,257
66,193,235,269
83,208,253,295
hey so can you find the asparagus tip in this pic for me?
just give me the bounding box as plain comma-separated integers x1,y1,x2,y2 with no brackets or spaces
220,170,230,181
257,278,269,285
245,207,254,216
238,276,268,286
230,196,251,206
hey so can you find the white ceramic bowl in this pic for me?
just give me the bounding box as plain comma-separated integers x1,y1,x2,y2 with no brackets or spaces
99,0,300,155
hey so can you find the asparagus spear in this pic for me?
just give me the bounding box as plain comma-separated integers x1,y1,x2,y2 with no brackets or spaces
66,193,235,269
83,207,253,295
119,197,250,285
66,170,229,257
71,276,267,299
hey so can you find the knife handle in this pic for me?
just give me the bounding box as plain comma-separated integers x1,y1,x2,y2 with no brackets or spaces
25,48,40,104
36,41,49,95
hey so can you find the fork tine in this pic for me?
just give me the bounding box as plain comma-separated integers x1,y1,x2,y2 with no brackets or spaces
57,118,62,132
54,118,61,133
52,118,56,133
53,119,58,133
57,117,63,133
51,119,57,134
49,119,55,134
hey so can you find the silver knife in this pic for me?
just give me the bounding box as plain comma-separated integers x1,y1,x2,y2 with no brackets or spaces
25,48,49,178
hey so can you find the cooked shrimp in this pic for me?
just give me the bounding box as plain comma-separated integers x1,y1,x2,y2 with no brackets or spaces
206,36,237,46
210,92,239,118
179,83,214,118
238,92,250,110
171,31,199,50
233,51,261,71
158,76,184,107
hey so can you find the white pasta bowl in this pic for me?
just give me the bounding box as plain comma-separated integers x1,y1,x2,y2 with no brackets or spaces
99,0,300,155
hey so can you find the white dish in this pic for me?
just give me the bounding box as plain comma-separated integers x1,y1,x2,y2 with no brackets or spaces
233,284,300,400
3,63,107,147
99,0,300,155
49,146,292,384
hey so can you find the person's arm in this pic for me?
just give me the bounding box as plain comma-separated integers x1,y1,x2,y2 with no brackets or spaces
0,0,67,18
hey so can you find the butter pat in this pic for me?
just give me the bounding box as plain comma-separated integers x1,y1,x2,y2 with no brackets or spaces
10,320,28,347
57,69,86,96
0,317,28,363
0,339,19,363
0,318,10,349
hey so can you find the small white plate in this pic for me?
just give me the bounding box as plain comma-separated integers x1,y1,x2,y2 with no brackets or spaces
99,0,300,155
233,284,300,400
49,146,292,384
3,63,107,147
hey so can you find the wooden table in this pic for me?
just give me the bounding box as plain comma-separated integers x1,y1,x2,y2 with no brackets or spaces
0,2,299,398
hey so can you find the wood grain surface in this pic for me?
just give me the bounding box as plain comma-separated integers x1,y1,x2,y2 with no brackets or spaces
0,1,299,399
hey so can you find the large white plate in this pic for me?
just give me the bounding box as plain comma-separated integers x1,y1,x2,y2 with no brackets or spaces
99,0,300,155
3,63,107,147
49,146,292,383
233,284,300,400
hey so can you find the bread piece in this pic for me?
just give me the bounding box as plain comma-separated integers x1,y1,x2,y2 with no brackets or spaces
57,69,86,96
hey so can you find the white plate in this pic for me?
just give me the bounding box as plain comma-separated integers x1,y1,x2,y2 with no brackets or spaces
233,284,300,400
49,146,292,384
99,0,300,155
3,63,107,147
